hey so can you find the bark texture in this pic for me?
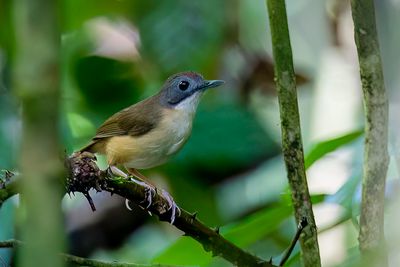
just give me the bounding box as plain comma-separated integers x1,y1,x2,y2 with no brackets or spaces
265,0,321,266
351,0,389,265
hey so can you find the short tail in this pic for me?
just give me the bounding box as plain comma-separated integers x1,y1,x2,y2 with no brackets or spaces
78,140,97,153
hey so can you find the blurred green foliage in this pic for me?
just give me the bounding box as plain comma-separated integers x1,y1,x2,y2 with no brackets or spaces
1,0,399,266
305,130,363,170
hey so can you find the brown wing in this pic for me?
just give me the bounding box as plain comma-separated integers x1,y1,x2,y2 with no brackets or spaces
95,96,163,139
79,96,163,152
94,108,155,139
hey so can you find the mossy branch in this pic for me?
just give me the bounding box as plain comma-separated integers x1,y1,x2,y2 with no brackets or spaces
265,0,321,266
1,153,278,267
350,0,389,265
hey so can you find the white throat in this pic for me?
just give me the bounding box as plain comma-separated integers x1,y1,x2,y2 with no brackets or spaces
173,92,203,115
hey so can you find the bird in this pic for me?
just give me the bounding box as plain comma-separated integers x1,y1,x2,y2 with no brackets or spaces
78,71,224,222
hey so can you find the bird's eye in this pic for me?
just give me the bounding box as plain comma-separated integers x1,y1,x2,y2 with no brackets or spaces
178,81,190,91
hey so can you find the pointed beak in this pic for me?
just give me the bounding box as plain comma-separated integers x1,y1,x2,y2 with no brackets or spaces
199,80,225,91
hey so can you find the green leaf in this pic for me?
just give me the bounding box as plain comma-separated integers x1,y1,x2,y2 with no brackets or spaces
153,237,212,266
153,205,292,266
222,205,293,246
310,193,327,204
305,130,363,169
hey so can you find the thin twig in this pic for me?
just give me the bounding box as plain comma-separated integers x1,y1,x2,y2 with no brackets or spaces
279,217,308,266
0,239,23,248
0,239,178,267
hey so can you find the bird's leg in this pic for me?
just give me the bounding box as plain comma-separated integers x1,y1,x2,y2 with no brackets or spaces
105,165,156,215
127,168,180,224
126,168,156,209
159,188,181,224
127,168,156,186
107,165,128,178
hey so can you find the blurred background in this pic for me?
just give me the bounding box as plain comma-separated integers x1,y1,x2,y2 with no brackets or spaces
1,0,400,266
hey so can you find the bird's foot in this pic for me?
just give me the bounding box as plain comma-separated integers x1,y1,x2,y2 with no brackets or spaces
107,166,156,211
128,177,156,209
160,189,181,224
109,166,180,223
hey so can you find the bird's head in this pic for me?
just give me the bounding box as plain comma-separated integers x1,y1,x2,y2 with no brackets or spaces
158,72,224,112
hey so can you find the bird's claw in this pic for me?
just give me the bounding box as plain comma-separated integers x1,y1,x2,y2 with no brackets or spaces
161,189,181,224
124,176,180,224
128,177,156,209
142,184,156,208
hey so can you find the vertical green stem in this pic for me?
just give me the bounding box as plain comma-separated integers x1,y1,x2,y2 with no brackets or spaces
350,0,389,265
13,0,65,267
265,1,321,266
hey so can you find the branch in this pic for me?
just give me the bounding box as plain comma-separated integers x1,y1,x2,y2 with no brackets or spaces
1,153,277,267
68,153,275,267
279,217,308,267
265,0,321,266
0,239,178,267
350,0,389,265
12,0,65,266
